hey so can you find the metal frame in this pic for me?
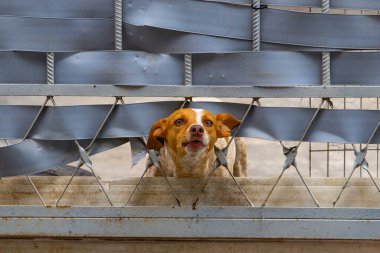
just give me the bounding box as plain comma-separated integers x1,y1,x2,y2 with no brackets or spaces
1,206,380,239
1,84,380,98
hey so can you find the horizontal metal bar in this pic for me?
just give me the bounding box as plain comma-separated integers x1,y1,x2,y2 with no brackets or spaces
1,84,380,98
0,0,114,19
0,16,114,52
262,9,380,50
1,207,380,239
1,206,380,220
311,148,380,152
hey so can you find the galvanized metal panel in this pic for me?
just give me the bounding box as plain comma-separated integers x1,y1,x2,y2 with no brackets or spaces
332,0,380,10
4,51,380,85
2,206,380,220
123,24,251,53
0,51,46,84
198,0,321,7
0,102,379,177
0,0,114,18
1,210,380,239
1,84,380,98
0,16,114,51
202,0,380,9
0,139,127,177
0,102,379,144
192,52,321,86
331,52,380,85
261,42,341,52
262,9,380,49
123,0,252,40
55,51,184,85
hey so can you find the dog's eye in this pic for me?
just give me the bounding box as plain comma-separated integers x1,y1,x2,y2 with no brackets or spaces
204,120,213,127
174,119,184,126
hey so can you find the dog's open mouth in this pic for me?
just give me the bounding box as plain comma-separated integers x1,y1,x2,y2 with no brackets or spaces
183,140,205,151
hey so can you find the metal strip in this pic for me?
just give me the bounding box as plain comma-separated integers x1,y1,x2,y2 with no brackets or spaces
0,102,379,177
198,0,321,7
123,24,251,53
54,51,184,85
5,51,380,86
1,206,380,220
2,216,380,239
332,0,380,10
0,52,46,84
202,0,380,10
0,0,114,18
192,52,321,86
123,0,252,40
0,16,114,52
0,139,128,177
262,9,380,50
332,53,380,85
2,84,380,97
0,102,379,144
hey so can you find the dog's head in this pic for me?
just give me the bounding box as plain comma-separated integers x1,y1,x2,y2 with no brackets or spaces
147,108,240,159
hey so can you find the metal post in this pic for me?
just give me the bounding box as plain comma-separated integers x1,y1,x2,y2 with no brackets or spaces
184,54,192,86
252,0,260,51
114,0,123,50
47,53,54,85
377,10,380,178
344,98,346,177
309,98,312,177
321,0,330,85
321,0,330,178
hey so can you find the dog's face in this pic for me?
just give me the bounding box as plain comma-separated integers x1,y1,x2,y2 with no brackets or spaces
147,108,240,166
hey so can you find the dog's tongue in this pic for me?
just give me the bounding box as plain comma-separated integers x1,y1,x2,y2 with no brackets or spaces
187,140,204,150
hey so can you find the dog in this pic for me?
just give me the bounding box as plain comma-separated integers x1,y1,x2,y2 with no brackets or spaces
146,108,247,178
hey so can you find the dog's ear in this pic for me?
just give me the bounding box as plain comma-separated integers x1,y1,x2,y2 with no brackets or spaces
147,118,167,150
216,113,241,138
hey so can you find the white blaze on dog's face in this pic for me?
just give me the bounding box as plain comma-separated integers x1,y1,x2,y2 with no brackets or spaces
147,108,240,174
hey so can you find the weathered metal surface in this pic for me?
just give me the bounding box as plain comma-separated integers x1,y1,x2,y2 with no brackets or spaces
4,51,380,85
262,9,380,50
0,0,114,18
2,216,380,239
331,53,380,85
0,84,380,97
54,51,184,85
1,177,380,240
206,0,380,10
123,23,251,53
192,52,321,86
2,239,380,253
2,176,380,207
0,102,380,143
0,52,47,84
0,101,380,176
0,16,114,51
123,0,252,40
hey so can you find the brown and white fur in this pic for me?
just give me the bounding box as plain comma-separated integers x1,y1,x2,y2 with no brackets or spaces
146,108,247,178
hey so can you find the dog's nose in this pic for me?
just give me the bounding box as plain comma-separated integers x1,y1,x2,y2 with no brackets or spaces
190,125,204,136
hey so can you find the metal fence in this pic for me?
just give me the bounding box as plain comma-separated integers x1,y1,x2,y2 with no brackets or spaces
2,0,380,241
